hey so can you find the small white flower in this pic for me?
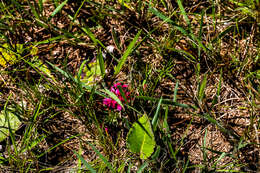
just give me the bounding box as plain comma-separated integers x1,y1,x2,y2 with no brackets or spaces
102,45,115,59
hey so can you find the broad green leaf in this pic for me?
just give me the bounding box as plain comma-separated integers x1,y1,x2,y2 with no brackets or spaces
127,114,156,159
114,30,142,75
78,59,104,86
0,43,23,67
0,110,21,142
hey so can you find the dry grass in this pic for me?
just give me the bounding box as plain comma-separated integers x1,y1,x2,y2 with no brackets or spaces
0,0,259,172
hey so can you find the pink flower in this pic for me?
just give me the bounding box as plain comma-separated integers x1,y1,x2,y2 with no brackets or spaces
103,82,130,111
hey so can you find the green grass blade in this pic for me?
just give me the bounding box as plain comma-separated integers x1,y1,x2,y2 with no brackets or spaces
173,81,179,102
212,152,226,169
77,60,87,83
152,97,162,132
212,25,234,43
87,142,115,172
80,26,106,49
148,7,188,36
97,48,105,77
81,26,97,46
34,35,63,45
127,162,132,173
182,159,189,173
202,114,240,141
4,94,18,154
177,0,191,27
38,0,43,14
163,106,169,134
37,135,79,158
151,146,161,160
103,88,124,110
71,0,86,24
114,30,142,75
198,74,207,103
48,0,68,20
76,60,87,91
212,69,222,106
152,1,207,54
46,61,107,97
46,61,75,82
202,129,208,162
198,10,205,58
117,85,128,103
167,47,196,62
73,150,97,173
28,1,40,20
136,96,193,109
112,28,121,50
137,161,149,173
20,135,46,154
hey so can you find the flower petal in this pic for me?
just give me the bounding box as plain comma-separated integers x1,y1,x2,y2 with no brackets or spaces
116,104,122,111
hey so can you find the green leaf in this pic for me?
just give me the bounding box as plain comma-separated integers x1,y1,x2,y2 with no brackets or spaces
114,30,142,75
0,43,23,67
127,114,156,159
0,110,21,142
79,59,104,86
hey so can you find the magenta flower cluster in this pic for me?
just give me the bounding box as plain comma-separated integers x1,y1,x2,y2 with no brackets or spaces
103,82,130,111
